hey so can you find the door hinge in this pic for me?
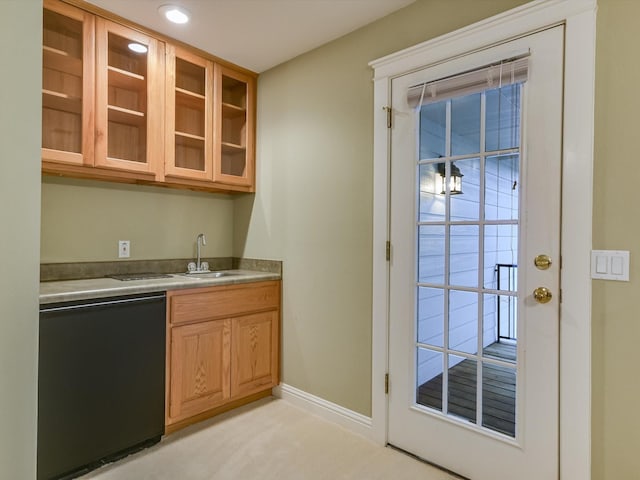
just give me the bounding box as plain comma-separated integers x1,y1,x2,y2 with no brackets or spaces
385,373,389,394
383,106,392,129
386,241,391,261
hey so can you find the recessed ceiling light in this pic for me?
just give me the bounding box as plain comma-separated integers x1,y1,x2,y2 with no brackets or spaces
159,5,190,24
128,42,148,53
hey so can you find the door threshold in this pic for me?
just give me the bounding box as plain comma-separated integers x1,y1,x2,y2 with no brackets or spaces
386,444,471,480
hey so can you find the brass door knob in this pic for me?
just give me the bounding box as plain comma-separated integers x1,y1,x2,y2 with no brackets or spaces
533,287,552,304
534,254,552,270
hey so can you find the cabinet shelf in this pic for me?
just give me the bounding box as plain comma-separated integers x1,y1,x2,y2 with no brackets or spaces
221,142,246,153
107,65,145,90
175,131,205,142
176,87,205,101
108,104,145,126
222,102,246,119
43,45,82,76
43,89,82,114
175,89,206,111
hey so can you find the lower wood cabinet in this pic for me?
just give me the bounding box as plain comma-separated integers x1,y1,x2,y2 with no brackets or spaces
169,319,231,422
166,281,280,432
231,310,279,398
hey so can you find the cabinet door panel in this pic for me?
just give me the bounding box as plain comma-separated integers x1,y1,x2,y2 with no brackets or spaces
95,18,164,177
213,64,255,187
169,319,230,423
231,311,279,398
42,0,95,166
165,46,213,180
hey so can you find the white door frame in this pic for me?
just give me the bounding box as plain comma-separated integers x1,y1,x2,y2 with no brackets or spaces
369,1,596,479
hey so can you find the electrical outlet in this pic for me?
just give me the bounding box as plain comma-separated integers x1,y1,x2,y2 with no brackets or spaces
118,240,130,258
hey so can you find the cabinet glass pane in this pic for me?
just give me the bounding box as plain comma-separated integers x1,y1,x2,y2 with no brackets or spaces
106,33,148,163
108,33,147,77
174,58,206,172
221,75,247,177
175,136,205,171
176,58,205,95
42,9,83,153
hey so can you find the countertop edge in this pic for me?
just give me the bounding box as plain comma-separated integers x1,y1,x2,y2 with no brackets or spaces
39,270,281,305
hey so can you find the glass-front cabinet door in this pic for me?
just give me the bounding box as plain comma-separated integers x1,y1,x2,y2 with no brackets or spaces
213,65,255,187
94,18,164,177
165,46,213,181
42,0,94,166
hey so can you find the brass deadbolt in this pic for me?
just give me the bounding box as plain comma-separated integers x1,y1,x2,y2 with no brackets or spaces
534,254,552,270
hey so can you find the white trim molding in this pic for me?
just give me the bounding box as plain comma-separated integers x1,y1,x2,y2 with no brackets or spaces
369,0,596,478
273,384,374,440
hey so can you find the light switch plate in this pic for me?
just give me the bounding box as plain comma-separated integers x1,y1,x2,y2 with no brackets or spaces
591,250,629,281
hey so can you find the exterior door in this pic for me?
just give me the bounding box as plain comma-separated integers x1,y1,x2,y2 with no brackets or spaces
388,26,563,480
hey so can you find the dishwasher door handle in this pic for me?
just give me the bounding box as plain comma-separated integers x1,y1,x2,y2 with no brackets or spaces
40,294,166,314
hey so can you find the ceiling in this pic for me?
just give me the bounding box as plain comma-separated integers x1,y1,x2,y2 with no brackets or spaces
86,0,416,73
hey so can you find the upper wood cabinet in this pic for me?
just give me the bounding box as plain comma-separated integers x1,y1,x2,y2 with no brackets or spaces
42,0,94,166
94,19,164,178
214,66,255,187
41,0,257,193
165,46,214,181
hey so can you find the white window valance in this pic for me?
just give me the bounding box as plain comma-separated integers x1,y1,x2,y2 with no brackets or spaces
407,55,529,108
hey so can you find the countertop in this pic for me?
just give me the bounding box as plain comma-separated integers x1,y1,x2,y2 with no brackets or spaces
39,270,281,305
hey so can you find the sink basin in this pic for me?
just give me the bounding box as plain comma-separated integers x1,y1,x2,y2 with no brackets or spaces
179,271,237,279
109,273,172,281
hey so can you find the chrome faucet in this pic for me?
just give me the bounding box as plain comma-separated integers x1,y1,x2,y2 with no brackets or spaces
196,233,207,271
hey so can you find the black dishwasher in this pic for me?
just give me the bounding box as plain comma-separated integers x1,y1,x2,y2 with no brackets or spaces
38,293,166,480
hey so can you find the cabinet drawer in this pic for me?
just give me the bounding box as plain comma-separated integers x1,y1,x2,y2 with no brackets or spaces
169,281,279,325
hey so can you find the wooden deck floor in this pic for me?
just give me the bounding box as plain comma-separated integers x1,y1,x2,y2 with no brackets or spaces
417,342,516,437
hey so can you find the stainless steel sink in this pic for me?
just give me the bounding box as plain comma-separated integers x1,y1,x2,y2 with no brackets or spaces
109,273,172,281
179,271,237,279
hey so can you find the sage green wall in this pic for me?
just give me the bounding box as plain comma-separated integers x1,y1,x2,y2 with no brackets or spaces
592,1,640,478
234,0,529,416
0,1,41,478
41,177,234,263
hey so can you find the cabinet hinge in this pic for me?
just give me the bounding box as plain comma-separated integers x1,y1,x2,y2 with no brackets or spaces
385,373,389,394
383,106,392,129
386,241,391,261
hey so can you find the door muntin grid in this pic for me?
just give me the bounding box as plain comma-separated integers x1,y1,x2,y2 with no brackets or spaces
415,84,521,438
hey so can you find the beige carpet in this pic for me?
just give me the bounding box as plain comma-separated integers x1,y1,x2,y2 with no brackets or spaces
81,397,455,480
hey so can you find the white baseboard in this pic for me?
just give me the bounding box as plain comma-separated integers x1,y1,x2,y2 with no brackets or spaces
273,383,374,441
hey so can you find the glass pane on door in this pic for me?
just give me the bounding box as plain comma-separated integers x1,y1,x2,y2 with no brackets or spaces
416,84,522,438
